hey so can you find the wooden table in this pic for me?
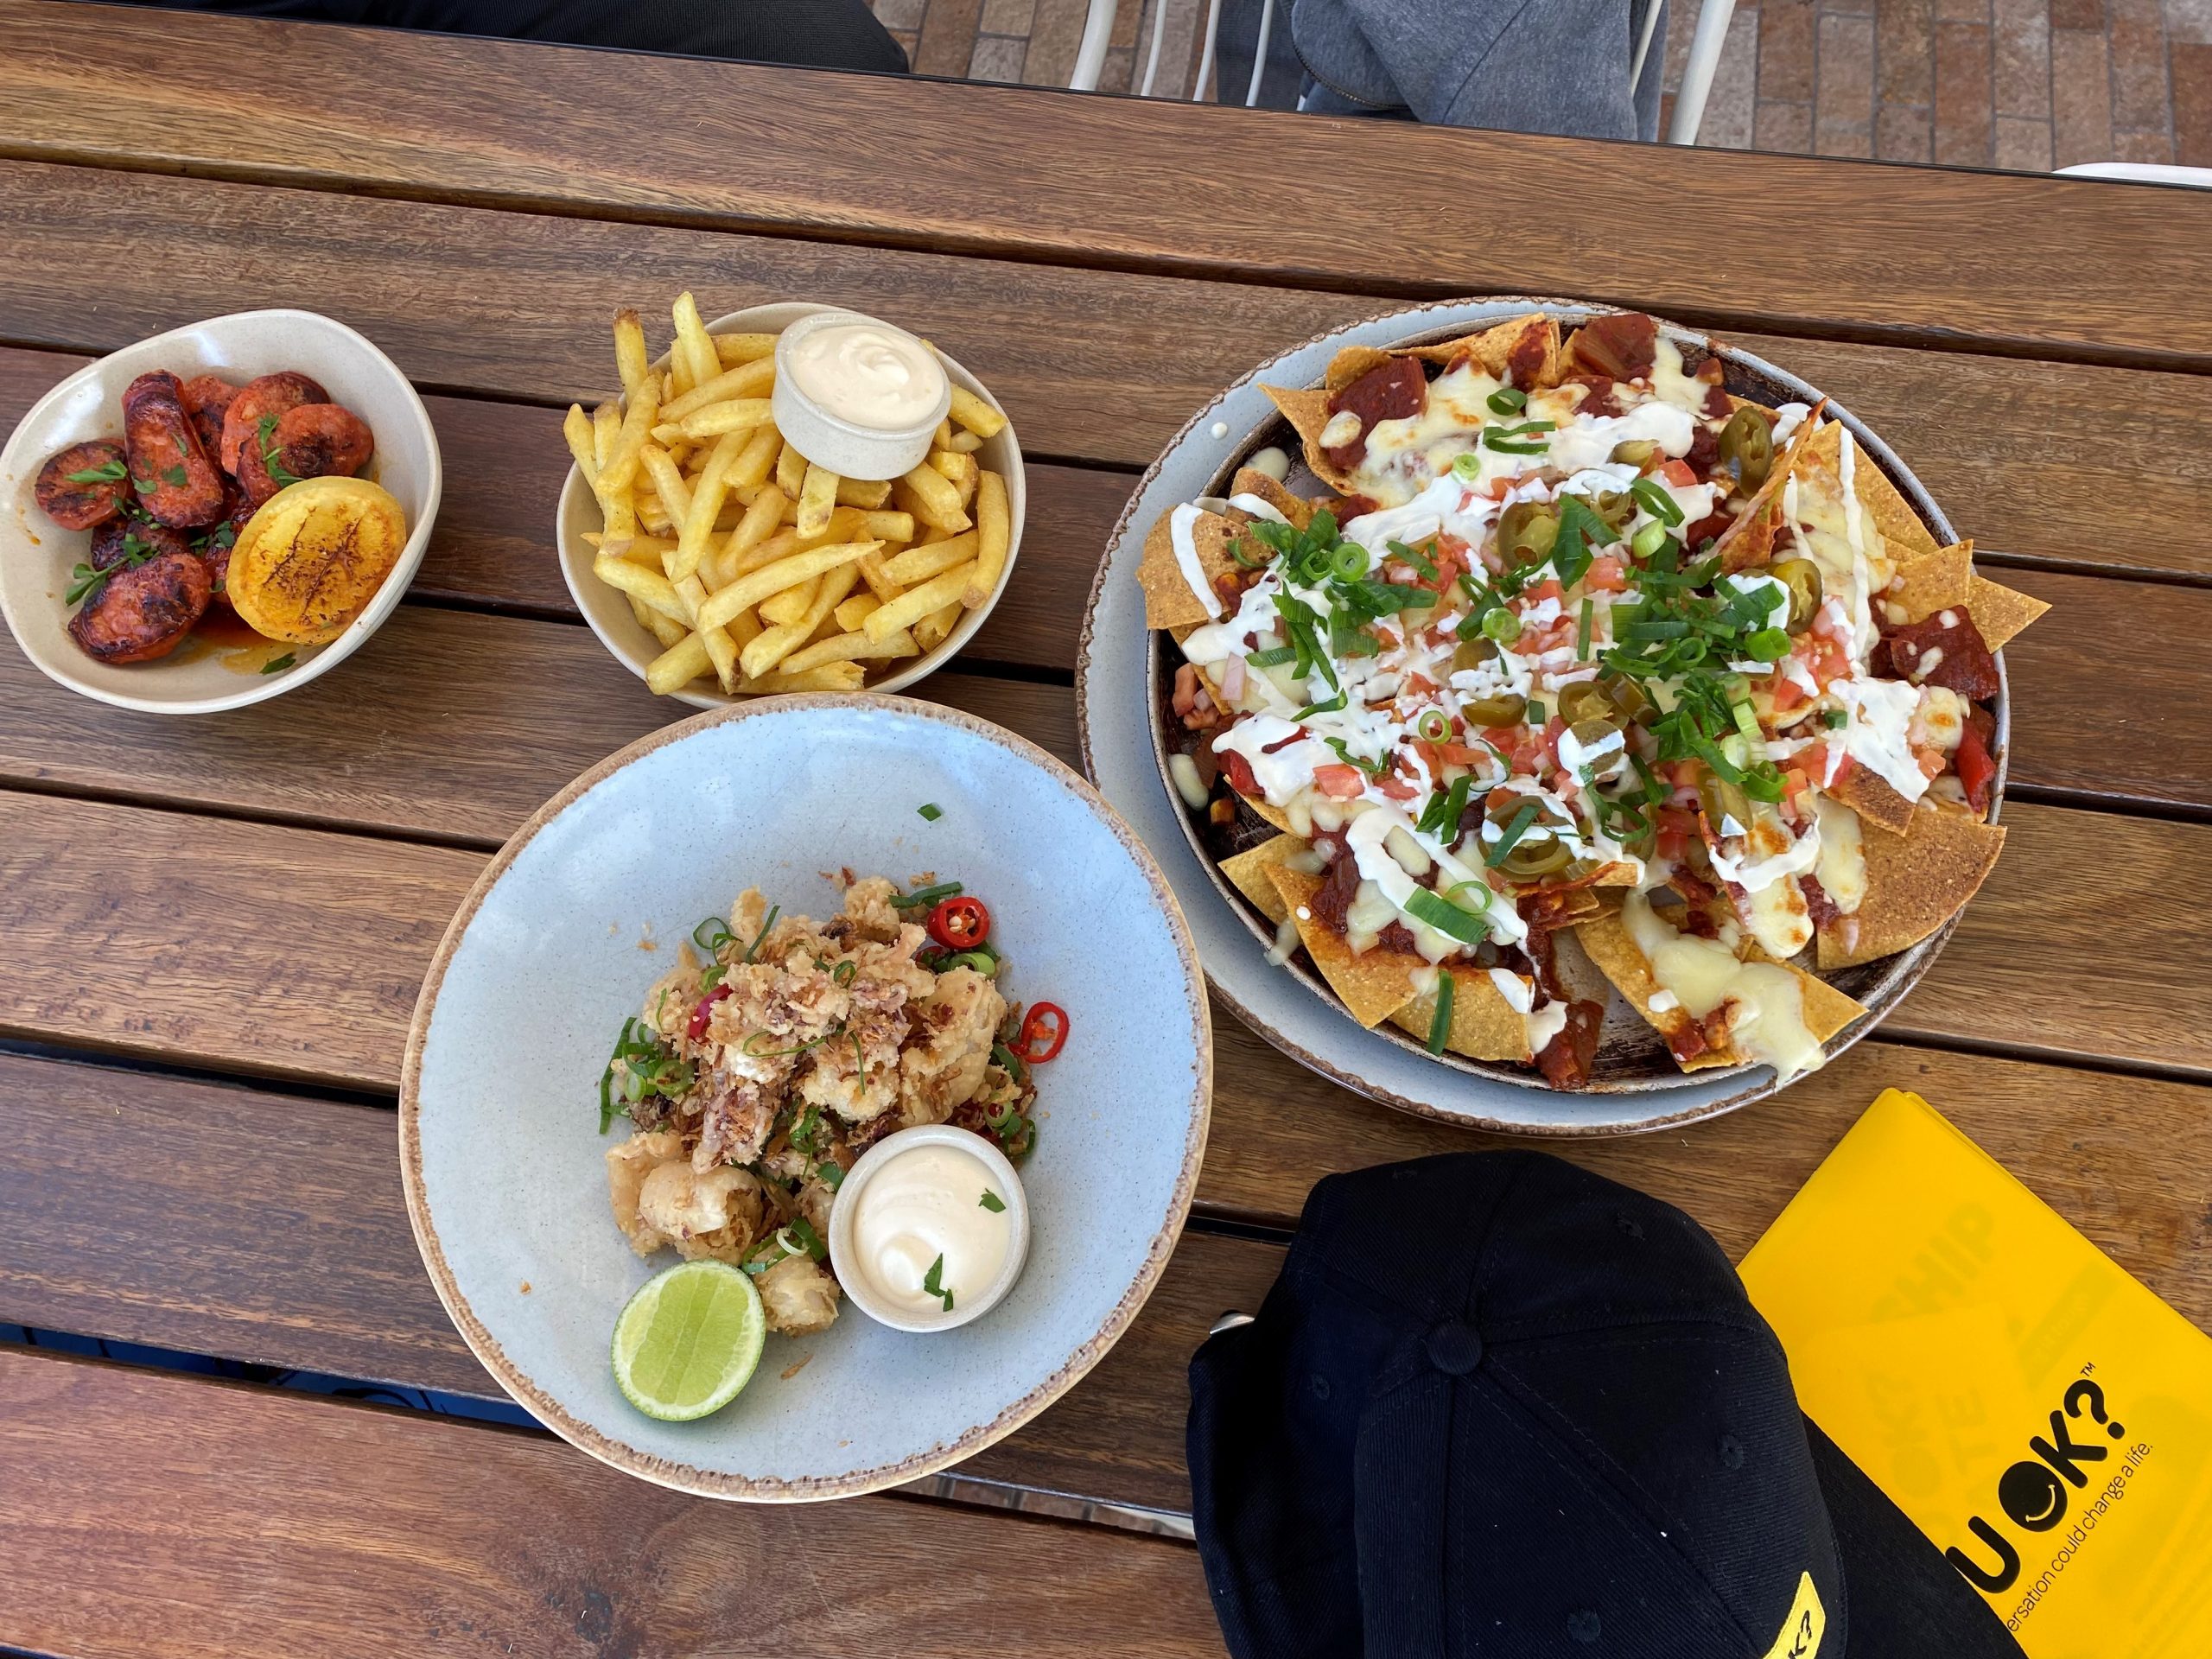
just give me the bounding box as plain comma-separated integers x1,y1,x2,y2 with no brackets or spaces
1,3,2208,1651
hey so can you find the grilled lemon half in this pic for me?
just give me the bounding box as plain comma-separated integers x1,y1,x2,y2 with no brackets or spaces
230,477,408,645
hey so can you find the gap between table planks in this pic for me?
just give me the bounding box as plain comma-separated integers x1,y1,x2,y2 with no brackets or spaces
0,1346,1225,1659
3,1026,2206,1525
2,1,2210,372
1,167,2210,582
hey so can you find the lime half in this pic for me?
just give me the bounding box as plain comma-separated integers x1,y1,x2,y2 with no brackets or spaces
611,1259,766,1421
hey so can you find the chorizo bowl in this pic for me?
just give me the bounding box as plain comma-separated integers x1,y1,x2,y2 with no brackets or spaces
0,309,439,715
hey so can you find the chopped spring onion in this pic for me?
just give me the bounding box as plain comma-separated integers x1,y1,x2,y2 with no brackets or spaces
1416,709,1452,744
1387,538,1439,582
1823,708,1849,730
1743,627,1792,661
1486,386,1528,415
1450,451,1484,482
1480,608,1522,645
1485,802,1542,868
1732,699,1763,742
917,803,944,821
1527,700,1547,726
1575,597,1594,657
1246,645,1297,667
1630,520,1669,560
1402,887,1490,945
693,916,737,953
1328,543,1369,581
1416,774,1473,839
892,881,962,909
1427,969,1456,1054
938,949,1000,976
1629,475,1684,526
741,905,781,963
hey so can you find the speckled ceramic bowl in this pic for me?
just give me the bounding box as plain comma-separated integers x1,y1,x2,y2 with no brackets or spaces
401,695,1210,1500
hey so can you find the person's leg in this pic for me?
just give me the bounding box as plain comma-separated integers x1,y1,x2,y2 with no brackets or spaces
103,0,910,74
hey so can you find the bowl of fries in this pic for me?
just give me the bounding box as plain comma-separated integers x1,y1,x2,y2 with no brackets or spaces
558,296,1023,705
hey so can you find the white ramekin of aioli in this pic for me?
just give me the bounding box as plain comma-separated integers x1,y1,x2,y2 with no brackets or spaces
829,1124,1030,1333
771,310,952,481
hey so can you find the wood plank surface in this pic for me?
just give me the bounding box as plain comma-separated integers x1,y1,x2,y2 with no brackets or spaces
0,1051,1267,1517
3,168,2211,580
0,1347,1224,1659
3,2,2209,368
0,782,2201,1102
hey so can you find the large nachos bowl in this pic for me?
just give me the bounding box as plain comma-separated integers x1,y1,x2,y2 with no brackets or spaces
1078,299,2045,1135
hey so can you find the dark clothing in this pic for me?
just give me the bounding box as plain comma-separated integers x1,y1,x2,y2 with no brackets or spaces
111,0,909,73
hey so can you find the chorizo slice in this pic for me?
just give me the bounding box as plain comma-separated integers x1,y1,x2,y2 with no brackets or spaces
33,440,131,531
123,372,228,528
67,548,213,664
219,372,329,476
181,375,241,461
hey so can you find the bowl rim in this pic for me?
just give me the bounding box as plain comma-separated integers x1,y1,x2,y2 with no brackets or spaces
0,307,442,715
1077,296,2000,1135
555,302,1025,709
397,691,1213,1501
827,1123,1032,1334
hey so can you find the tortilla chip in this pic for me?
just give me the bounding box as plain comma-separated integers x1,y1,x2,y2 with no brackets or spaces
1264,864,1423,1028
1220,835,1304,924
1817,804,2005,970
1577,911,1735,1071
1885,541,1975,622
1323,315,1559,391
1387,964,1535,1063
1791,420,1942,563
1261,384,1357,495
1229,467,1312,529
1964,574,2050,651
1241,792,1294,834
1828,769,1918,836
1138,507,1245,632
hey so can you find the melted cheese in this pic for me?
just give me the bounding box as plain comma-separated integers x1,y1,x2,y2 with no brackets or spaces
1812,795,1866,916
1623,890,1827,1081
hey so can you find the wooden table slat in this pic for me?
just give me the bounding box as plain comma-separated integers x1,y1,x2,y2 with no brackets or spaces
4,1,2209,368
0,1346,1223,1659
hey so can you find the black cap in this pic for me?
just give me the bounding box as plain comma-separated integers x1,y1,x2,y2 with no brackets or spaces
1187,1152,2024,1659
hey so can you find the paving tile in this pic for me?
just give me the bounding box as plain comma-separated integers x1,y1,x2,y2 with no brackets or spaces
2108,0,2176,127
1993,110,2059,161
889,27,920,60
2050,25,2117,162
1936,0,1992,17
1111,0,1141,48
2169,0,2212,42
1816,11,1878,149
979,0,1035,33
872,0,930,29
915,0,986,74
1663,0,1697,94
2174,41,2212,159
969,32,1029,80
1878,0,1936,104
1877,98,1937,153
1699,5,1763,145
1135,0,1204,97
1934,20,1995,160
1757,98,1818,149
2110,123,2181,154
1022,0,1090,86
1761,0,1818,99
1993,0,2053,113
2049,0,2105,22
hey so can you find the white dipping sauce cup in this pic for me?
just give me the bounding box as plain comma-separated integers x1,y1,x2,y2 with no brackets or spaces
830,1124,1031,1334
772,310,951,481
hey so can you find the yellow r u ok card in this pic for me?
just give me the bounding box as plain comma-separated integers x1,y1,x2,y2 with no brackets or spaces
1739,1089,2212,1659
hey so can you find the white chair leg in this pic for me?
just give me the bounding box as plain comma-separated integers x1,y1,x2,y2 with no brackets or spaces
1243,0,1275,106
1668,0,1737,144
1140,0,1170,95
1629,0,1664,95
1192,0,1224,100
1069,0,1119,91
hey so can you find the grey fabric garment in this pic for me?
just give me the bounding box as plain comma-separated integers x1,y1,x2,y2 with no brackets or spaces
1218,0,1662,142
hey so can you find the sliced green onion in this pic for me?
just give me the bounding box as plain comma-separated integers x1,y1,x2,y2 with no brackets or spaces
1575,597,1594,658
1624,619,1690,642
1416,709,1452,743
1480,608,1522,645
1403,887,1491,945
917,803,944,822
1296,690,1349,721
1328,543,1369,580
1630,520,1669,560
1823,708,1849,730
1485,802,1542,868
1388,538,1439,582
1246,645,1297,667
1482,435,1550,454
1731,700,1763,742
1744,627,1792,661
1230,536,1273,569
741,905,781,963
832,959,859,984
1427,969,1457,1054
1486,386,1528,415
1527,700,1547,726
938,949,999,976
1450,451,1484,482
891,881,962,909
1629,475,1684,526
1417,774,1474,839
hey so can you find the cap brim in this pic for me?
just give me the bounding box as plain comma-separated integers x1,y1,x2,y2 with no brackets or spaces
1804,1419,2025,1658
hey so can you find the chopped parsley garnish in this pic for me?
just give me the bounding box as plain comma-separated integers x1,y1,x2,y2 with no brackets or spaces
922,1252,954,1312
917,802,943,821
159,464,188,488
258,652,296,674
62,458,129,485
65,530,157,607
979,1188,1007,1213
256,414,306,489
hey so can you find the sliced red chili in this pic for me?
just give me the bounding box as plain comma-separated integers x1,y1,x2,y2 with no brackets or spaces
1014,1001,1070,1064
927,895,991,950
688,984,732,1041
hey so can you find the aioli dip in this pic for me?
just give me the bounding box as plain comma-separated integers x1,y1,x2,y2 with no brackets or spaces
847,1137,1014,1317
783,320,946,432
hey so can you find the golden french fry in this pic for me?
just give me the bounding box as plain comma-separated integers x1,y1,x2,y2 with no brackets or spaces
677,397,776,441
775,440,807,499
741,565,858,680
834,476,894,508
671,291,718,399
698,541,880,633
701,621,741,692
727,423,784,493
966,469,1010,607
672,572,709,626
596,551,687,622
855,550,902,604
592,401,620,470
646,631,714,695
638,498,675,536
834,591,883,632
599,372,660,494
714,332,779,366
930,448,979,510
628,592,691,650
782,625,918,676
759,576,819,628
896,465,971,532
847,509,916,543
913,601,963,652
946,429,983,454
564,405,601,483
725,606,764,655
659,357,776,423
671,429,749,581
883,530,978,587
739,661,867,695
947,384,1007,439
865,561,976,643
796,462,839,538
586,531,676,568
639,444,691,525
613,309,651,402
715,483,785,586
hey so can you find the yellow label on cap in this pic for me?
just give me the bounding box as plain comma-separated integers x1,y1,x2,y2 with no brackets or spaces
1758,1572,1826,1659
